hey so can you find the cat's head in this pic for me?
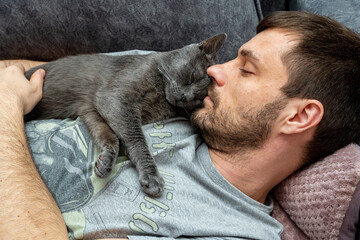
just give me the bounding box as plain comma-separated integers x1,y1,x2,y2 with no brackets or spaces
158,33,227,110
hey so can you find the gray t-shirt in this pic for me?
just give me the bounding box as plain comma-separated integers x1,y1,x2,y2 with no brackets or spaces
26,117,283,239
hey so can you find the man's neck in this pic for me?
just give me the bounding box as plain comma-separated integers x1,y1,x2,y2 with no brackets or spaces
208,135,304,204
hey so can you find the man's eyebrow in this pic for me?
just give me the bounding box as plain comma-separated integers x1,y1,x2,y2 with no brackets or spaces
240,49,260,63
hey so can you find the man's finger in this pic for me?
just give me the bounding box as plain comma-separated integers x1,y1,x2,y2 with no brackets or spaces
29,69,45,91
23,69,45,114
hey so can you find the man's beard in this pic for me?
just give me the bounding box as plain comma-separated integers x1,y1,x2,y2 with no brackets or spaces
191,86,288,154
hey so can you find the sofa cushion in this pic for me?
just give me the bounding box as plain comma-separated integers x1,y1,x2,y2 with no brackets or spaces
260,0,288,16
0,0,263,63
289,0,360,32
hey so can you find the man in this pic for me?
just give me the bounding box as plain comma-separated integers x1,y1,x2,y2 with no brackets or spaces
1,11,359,239
0,63,68,239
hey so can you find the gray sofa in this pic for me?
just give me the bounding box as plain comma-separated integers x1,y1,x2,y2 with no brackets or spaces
1,0,359,239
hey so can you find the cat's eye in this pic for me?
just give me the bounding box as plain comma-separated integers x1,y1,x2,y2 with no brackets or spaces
189,72,195,85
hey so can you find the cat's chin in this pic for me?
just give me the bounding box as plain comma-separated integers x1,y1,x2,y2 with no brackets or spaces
166,95,203,109
174,99,204,110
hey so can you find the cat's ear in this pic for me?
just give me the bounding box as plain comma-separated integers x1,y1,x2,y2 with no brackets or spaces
199,33,227,56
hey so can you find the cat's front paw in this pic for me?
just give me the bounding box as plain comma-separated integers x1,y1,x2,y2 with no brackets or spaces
94,146,117,178
139,172,165,197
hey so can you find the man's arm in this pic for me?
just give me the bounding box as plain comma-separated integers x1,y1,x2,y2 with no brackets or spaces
0,63,68,239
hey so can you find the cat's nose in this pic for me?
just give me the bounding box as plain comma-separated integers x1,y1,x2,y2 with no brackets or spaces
179,93,194,102
181,94,186,102
207,64,226,87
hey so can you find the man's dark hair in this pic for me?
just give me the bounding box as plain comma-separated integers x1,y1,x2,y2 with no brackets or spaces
257,11,360,165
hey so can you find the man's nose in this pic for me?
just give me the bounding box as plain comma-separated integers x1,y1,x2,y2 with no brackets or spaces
207,64,226,87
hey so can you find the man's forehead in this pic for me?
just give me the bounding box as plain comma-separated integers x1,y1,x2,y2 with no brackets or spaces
238,29,298,61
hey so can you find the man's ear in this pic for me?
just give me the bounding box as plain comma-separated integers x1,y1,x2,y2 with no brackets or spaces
280,99,324,134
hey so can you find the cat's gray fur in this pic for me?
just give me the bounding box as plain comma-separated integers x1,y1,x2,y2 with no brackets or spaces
25,34,226,197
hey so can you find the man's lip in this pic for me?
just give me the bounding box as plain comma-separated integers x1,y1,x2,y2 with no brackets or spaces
204,95,213,103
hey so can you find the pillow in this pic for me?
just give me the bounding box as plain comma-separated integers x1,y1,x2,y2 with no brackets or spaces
271,199,309,239
0,0,263,63
272,143,360,239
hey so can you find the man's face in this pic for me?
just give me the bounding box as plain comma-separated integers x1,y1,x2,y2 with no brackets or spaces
191,28,297,153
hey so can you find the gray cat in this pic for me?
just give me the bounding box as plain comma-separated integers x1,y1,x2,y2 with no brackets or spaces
25,33,227,197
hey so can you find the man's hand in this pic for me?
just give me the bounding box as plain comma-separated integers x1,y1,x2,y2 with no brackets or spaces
0,61,45,114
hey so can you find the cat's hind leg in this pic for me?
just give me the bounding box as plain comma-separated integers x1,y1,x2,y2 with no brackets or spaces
80,106,119,178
